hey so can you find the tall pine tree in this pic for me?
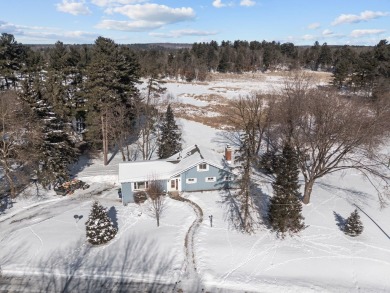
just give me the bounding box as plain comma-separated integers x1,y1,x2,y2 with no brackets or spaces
20,75,78,186
157,104,182,159
84,37,140,165
268,143,305,238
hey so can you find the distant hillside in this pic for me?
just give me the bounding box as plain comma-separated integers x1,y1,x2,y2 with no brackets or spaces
27,43,192,51
128,43,192,50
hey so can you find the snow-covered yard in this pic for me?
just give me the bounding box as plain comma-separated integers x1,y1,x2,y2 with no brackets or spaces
188,172,390,292
1,170,389,292
1,73,389,292
0,184,194,287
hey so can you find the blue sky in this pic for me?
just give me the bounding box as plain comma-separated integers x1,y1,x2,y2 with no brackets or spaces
1,0,389,45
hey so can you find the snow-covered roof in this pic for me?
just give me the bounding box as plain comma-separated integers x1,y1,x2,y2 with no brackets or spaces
118,144,230,183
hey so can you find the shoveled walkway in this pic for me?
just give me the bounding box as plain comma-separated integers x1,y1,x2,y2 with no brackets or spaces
170,192,203,281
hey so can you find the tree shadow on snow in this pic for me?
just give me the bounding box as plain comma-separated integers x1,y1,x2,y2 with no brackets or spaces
0,194,13,214
69,153,94,176
218,189,243,231
317,182,372,208
107,206,118,230
0,232,202,292
333,211,346,231
251,183,271,228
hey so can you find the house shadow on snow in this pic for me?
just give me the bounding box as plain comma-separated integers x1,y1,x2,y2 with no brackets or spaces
0,233,203,292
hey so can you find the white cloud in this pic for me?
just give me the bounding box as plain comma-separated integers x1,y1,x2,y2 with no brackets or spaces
91,0,145,7
56,0,91,15
213,0,226,8
0,20,97,43
98,3,195,31
322,29,333,36
307,22,320,30
96,19,163,31
150,29,218,38
301,34,315,41
332,10,389,26
350,29,386,38
107,4,195,23
240,0,255,7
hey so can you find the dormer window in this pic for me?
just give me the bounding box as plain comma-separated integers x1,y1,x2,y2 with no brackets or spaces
197,163,209,172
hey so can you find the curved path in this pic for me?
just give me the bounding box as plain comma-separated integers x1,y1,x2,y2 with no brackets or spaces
170,192,203,278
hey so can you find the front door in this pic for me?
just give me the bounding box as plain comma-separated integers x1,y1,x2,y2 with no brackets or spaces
169,177,180,191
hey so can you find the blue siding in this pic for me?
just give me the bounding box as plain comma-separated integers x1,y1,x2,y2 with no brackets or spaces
181,163,234,192
121,182,133,205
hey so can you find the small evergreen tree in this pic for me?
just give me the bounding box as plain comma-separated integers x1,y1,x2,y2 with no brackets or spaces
268,143,305,238
85,200,117,245
157,104,182,159
344,209,363,237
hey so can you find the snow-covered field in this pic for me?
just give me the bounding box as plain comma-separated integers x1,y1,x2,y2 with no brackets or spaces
189,172,390,292
1,72,389,292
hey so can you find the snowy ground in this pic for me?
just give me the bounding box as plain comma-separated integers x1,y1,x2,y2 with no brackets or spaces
188,173,390,292
0,184,195,290
1,72,389,292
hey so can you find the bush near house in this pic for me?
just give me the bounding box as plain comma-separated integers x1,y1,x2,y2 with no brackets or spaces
134,192,148,204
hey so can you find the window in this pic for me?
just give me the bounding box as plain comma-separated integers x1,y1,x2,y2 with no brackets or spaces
197,163,208,172
186,178,197,184
134,181,148,190
224,176,233,181
205,177,216,183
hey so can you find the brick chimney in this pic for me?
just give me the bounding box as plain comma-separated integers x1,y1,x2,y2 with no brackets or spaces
225,144,232,164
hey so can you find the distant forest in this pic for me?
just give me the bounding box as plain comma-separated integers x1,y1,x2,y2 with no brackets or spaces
7,36,390,93
1,32,389,196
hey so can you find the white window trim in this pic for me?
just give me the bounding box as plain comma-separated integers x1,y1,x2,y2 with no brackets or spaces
186,178,197,184
197,163,209,172
205,177,216,183
133,181,148,190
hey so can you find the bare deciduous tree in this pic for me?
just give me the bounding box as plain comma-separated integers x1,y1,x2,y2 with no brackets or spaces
278,71,390,205
228,92,275,157
0,91,40,197
146,177,166,227
137,77,166,160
